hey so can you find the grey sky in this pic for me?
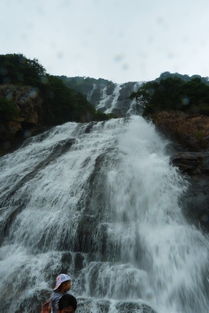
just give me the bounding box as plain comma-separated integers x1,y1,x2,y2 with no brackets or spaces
1,0,209,83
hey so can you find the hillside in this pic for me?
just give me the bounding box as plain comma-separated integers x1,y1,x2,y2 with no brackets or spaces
0,54,109,155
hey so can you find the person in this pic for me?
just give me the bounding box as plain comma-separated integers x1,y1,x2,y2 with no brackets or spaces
58,294,77,313
50,273,73,313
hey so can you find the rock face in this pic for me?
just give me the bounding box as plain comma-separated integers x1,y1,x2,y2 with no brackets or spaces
0,84,43,154
0,84,42,123
152,111,209,150
171,152,209,176
181,174,209,233
171,152,209,232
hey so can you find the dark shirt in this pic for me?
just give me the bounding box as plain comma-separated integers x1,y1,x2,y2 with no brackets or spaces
50,291,66,313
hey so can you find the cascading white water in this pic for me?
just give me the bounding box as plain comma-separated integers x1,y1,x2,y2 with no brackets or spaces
105,84,121,114
96,84,122,113
127,82,142,114
0,116,209,313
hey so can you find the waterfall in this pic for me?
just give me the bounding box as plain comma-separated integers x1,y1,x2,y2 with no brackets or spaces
97,86,110,110
0,116,209,313
127,82,142,115
96,84,122,114
104,84,121,114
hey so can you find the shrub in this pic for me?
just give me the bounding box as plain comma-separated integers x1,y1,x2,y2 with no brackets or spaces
0,97,18,121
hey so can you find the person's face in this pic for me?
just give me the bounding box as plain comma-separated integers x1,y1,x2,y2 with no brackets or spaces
59,306,74,313
62,280,72,292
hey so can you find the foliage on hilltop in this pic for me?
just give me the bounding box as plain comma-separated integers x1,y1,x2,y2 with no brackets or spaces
0,54,45,86
132,72,209,116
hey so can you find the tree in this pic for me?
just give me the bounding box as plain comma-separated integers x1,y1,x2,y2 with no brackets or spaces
132,74,209,116
0,54,45,86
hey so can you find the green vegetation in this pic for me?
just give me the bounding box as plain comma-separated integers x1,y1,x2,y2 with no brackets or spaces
0,97,18,121
0,54,109,125
132,73,209,116
0,54,45,86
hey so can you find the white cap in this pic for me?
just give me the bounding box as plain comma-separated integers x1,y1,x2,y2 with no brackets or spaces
53,273,72,290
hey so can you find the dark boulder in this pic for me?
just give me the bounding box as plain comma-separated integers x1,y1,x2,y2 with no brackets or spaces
116,301,156,313
171,151,209,176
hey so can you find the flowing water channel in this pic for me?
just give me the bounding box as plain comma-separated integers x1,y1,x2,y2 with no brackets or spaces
0,116,209,313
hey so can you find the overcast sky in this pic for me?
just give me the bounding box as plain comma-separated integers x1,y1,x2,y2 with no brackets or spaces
1,0,209,83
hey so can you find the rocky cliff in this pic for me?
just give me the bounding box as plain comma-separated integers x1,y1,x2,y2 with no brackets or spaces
0,85,43,155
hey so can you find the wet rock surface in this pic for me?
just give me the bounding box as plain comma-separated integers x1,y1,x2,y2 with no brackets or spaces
171,151,209,175
115,302,156,313
181,175,209,232
77,298,156,313
171,152,209,232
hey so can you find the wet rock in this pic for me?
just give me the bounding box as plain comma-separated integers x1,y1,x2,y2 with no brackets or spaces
60,252,73,273
181,175,209,232
77,298,110,313
171,152,209,175
116,301,156,313
74,252,85,272
171,151,209,232
76,298,156,313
